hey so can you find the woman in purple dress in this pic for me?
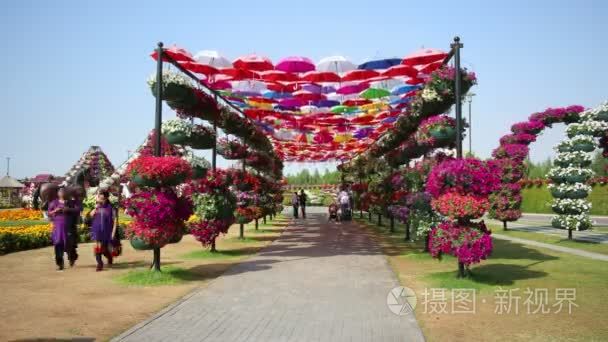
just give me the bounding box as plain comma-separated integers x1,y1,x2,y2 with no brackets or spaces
90,191,116,271
48,188,69,270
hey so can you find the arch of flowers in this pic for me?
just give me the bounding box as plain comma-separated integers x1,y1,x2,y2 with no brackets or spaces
489,102,608,239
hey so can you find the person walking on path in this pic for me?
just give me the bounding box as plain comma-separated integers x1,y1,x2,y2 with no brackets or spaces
291,192,299,219
48,188,70,271
63,188,83,267
89,191,116,272
299,189,307,219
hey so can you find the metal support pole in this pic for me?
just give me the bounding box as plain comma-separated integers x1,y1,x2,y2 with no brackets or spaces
452,36,463,159
212,94,218,171
152,41,164,272
468,97,472,155
239,144,246,239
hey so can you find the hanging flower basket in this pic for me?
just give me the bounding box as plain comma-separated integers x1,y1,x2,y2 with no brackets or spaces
163,131,190,145
127,156,192,187
130,236,155,250
192,165,208,179
564,174,590,183
189,134,216,149
429,126,456,144
596,111,608,122
550,188,588,199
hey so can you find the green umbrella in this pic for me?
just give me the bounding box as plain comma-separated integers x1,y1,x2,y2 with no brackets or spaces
360,87,391,99
330,105,358,114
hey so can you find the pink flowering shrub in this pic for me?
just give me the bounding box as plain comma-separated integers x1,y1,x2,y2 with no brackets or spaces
491,143,529,161
510,120,545,135
125,189,193,246
425,158,500,198
499,133,537,145
189,218,234,246
428,221,493,265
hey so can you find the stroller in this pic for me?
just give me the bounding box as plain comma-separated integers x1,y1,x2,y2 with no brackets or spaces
328,203,339,222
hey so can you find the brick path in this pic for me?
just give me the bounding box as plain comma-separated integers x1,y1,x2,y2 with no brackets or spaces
113,213,424,342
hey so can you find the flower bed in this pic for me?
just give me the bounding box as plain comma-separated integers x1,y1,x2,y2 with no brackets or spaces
0,224,52,255
0,209,43,221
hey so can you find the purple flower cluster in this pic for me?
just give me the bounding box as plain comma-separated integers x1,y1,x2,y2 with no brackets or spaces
499,133,537,145
510,120,546,135
389,205,410,223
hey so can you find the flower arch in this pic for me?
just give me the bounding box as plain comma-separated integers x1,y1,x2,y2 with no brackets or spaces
489,103,608,233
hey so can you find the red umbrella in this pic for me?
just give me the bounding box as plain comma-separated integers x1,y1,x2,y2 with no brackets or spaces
382,64,418,78
343,98,372,106
276,56,315,73
301,71,341,83
258,70,300,82
293,90,325,102
416,61,443,74
205,80,232,90
402,48,447,66
341,69,380,82
405,77,424,85
233,54,274,71
267,82,297,93
179,61,219,76
219,68,258,80
150,45,193,62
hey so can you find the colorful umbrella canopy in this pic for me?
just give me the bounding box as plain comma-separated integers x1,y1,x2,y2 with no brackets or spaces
316,56,356,73
402,48,447,66
358,58,402,70
220,68,258,80
390,84,420,96
382,64,419,78
258,70,300,82
336,82,369,95
193,50,232,68
180,61,219,76
276,56,315,73
151,45,193,62
233,54,274,71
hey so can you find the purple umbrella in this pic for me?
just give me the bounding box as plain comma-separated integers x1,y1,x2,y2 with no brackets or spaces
314,99,340,108
337,82,369,95
276,56,315,73
354,127,374,139
279,98,305,108
301,83,322,93
321,85,337,94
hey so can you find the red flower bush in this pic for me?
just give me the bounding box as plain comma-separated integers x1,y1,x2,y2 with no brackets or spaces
127,156,192,184
189,218,234,246
351,183,368,193
511,120,545,135
432,193,489,220
428,221,493,265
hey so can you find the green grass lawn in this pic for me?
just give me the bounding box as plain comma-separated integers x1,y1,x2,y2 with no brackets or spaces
115,266,194,286
521,184,608,215
489,223,608,256
356,216,608,341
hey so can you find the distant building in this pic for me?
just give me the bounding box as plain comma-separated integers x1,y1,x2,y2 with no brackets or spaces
0,175,25,208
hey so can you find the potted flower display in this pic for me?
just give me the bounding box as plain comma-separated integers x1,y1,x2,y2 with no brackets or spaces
217,138,248,160
415,115,457,146
127,156,192,187
183,152,211,179
556,135,596,153
161,119,193,145
189,124,216,149
148,70,197,108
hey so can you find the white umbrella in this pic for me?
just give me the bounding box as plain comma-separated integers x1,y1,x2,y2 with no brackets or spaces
370,78,403,90
300,105,321,114
194,50,232,68
316,56,356,74
231,80,267,92
326,92,357,102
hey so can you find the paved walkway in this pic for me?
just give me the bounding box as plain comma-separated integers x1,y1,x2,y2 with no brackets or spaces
113,213,424,342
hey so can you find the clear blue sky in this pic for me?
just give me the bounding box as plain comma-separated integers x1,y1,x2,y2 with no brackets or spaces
1,0,606,178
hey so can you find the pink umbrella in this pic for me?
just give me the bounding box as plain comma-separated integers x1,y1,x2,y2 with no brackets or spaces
293,90,326,102
416,61,443,74
402,48,447,66
336,82,369,95
233,54,274,71
179,61,219,76
279,98,305,107
276,56,315,73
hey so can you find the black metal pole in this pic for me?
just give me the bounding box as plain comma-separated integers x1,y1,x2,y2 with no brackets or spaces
152,42,164,272
212,94,218,171
239,144,246,239
452,36,463,159
468,97,472,155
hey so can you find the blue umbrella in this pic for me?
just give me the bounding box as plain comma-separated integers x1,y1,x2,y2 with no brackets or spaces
314,99,340,108
390,84,421,96
389,97,411,106
382,117,398,124
262,90,292,99
358,58,402,70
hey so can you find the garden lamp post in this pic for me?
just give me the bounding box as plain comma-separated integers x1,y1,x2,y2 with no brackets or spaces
152,41,164,272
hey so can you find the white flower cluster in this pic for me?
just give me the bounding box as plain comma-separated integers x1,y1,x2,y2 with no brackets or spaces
547,182,591,193
547,166,593,178
147,70,192,88
566,120,608,137
551,198,592,212
580,101,608,121
553,151,593,164
183,151,211,169
551,214,593,231
545,102,608,233
162,118,193,135
421,87,442,102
